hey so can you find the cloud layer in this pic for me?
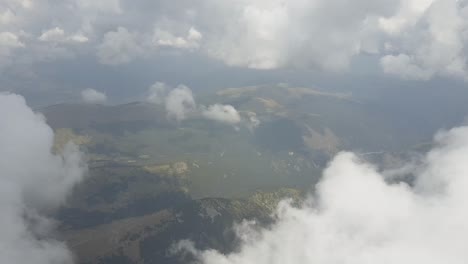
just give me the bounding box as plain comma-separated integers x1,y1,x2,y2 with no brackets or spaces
180,125,468,264
0,93,86,264
1,0,468,80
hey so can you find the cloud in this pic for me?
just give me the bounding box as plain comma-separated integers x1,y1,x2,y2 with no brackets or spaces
81,88,107,104
77,0,122,14
196,0,468,78
68,33,89,43
201,104,241,125
38,27,66,42
146,81,169,104
381,54,434,80
38,27,89,44
165,85,196,122
245,111,261,131
0,93,86,264
380,0,468,80
153,27,202,50
0,8,15,25
97,27,143,65
179,124,468,264
2,0,468,80
147,82,245,126
0,31,24,69
0,31,24,52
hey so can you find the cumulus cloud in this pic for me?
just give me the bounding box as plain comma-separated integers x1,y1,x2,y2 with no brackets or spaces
38,27,89,44
97,27,143,65
0,8,16,25
146,82,197,121
81,88,107,104
0,93,86,264
194,0,468,78
199,0,393,71
38,27,66,42
180,124,468,264
201,104,241,125
0,31,24,53
147,82,245,126
380,0,468,80
195,0,467,78
165,85,196,122
68,33,89,43
146,81,169,104
153,27,202,50
0,31,24,68
245,111,261,131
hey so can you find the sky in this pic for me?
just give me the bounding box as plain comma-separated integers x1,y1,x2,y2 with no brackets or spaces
1,0,468,106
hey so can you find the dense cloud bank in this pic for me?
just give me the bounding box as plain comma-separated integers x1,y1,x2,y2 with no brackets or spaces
1,0,468,80
179,125,468,264
0,93,86,264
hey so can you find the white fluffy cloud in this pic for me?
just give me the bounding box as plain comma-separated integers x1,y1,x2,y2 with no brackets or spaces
180,124,468,264
202,104,241,125
38,27,89,43
38,27,66,42
0,8,16,25
153,27,202,50
165,85,196,122
0,93,86,264
196,0,468,78
146,82,197,121
200,0,394,71
146,81,169,104
97,27,144,65
81,88,107,104
0,31,23,54
147,82,244,126
380,0,468,80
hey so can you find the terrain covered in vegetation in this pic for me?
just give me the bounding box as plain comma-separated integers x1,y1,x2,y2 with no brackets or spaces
43,84,431,263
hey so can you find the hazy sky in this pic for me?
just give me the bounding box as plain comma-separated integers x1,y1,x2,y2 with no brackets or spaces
1,0,468,105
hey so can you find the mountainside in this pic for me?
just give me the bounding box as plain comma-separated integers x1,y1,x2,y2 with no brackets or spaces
40,85,430,263
62,188,302,264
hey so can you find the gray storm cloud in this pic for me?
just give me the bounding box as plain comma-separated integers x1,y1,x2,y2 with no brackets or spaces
179,125,468,264
0,93,86,264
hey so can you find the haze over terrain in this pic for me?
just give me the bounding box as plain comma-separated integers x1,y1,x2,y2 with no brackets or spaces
2,0,468,263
